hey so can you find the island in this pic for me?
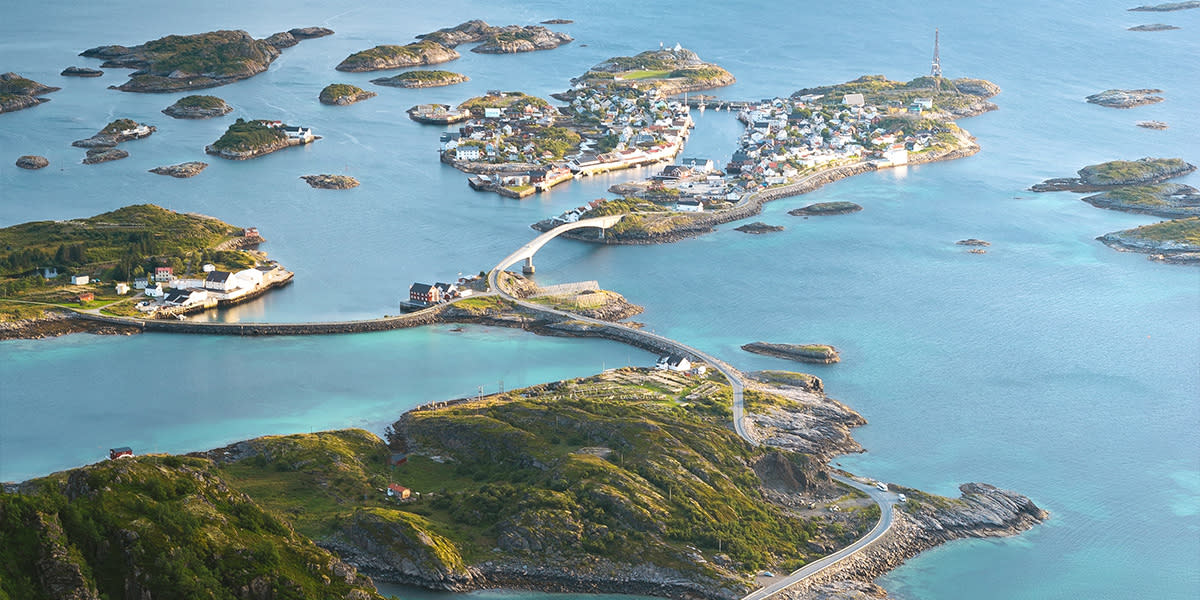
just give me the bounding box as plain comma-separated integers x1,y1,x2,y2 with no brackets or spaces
336,40,460,72
1098,217,1200,263
1129,1,1200,10
417,20,573,54
81,28,327,92
535,73,997,245
1030,157,1196,192
149,161,208,178
319,83,377,105
82,148,129,164
1137,120,1169,129
408,103,471,125
542,18,574,24
0,365,1045,599
1085,89,1164,108
1081,183,1199,218
1128,23,1182,30
72,118,155,148
789,201,863,216
60,66,103,77
742,342,841,364
565,45,736,96
371,70,468,88
301,174,360,189
0,204,294,338
734,222,784,234
162,94,233,119
205,118,318,160
15,155,48,169
956,238,991,246
0,72,60,114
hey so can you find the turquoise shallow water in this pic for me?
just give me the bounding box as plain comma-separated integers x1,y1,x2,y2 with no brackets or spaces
2,1,1198,598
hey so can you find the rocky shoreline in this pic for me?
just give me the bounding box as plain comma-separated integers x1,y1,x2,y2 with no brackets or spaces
0,309,141,341
1081,183,1199,218
205,136,316,160
0,72,60,114
1097,217,1200,263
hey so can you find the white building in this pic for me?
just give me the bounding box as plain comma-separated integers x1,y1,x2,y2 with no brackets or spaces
145,284,164,298
656,355,692,372
675,199,704,213
115,283,130,295
204,271,237,293
484,107,502,119
233,268,264,289
70,274,89,285
456,146,482,161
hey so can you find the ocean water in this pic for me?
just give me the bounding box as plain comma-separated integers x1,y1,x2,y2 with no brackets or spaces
2,1,1198,599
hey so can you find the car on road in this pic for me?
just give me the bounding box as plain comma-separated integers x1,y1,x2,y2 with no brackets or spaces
876,481,888,491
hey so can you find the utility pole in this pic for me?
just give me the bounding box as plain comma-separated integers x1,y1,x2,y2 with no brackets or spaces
931,29,943,94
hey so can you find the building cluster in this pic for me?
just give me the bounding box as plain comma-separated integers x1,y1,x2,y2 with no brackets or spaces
262,121,316,143
439,91,562,166
134,262,286,315
725,94,944,190
406,279,473,308
566,90,694,176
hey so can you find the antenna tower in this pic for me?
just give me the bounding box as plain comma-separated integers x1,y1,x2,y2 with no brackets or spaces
931,29,942,93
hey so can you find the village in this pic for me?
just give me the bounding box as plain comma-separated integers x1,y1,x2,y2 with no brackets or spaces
437,87,695,198
131,257,294,318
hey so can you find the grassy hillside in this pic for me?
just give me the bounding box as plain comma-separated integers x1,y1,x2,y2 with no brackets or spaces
0,456,383,600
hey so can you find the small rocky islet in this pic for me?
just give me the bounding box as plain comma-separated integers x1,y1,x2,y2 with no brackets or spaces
370,70,469,88
734,222,784,234
1128,1,1200,11
15,155,49,169
1081,183,1200,218
60,66,103,77
72,118,155,148
789,201,863,216
1128,23,1182,30
742,341,841,364
1085,88,1164,108
336,40,461,72
300,174,359,189
418,19,573,54
318,84,376,105
0,72,60,114
149,161,208,178
82,147,129,165
1030,157,1195,193
162,95,233,119
81,27,331,92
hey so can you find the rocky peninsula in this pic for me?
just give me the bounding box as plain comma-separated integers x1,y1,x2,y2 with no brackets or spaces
789,202,863,216
60,66,103,77
149,161,207,178
81,28,324,92
418,20,573,54
735,222,785,234
162,94,232,118
371,70,469,88
301,174,360,189
0,72,60,114
336,40,460,72
319,83,376,105
1085,88,1164,108
743,342,841,364
1031,157,1195,192
15,155,48,169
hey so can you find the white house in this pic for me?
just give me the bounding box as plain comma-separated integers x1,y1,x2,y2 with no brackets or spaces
202,263,216,273
204,271,237,293
115,283,130,295
656,355,692,372
134,277,149,290
484,107,502,119
145,284,164,298
70,274,89,285
233,268,264,289
163,288,207,307
674,199,704,213
456,146,482,161
282,126,314,142
883,144,909,166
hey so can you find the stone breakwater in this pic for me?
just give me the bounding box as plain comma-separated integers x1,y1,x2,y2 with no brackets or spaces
0,310,141,340
73,303,448,336
775,483,1048,600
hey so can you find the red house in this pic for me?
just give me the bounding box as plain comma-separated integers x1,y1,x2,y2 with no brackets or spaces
77,292,95,303
387,484,411,499
109,447,133,459
154,266,173,282
409,283,442,305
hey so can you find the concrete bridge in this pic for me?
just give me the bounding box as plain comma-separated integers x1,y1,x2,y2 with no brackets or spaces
492,214,623,275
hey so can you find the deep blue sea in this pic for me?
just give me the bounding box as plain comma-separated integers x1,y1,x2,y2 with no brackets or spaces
2,1,1198,598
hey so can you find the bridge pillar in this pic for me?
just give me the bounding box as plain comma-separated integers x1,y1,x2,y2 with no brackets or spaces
522,256,535,275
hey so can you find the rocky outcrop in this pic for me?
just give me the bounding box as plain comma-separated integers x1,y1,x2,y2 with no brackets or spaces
319,84,377,105
742,342,841,364
263,31,299,49
1081,183,1200,218
301,174,360,189
72,120,155,148
735,222,784,234
290,26,335,39
1097,217,1200,262
82,148,128,164
1128,23,1182,30
1031,157,1196,192
371,71,469,88
541,19,574,24
336,41,460,72
60,66,103,77
162,95,232,118
322,509,477,590
746,373,866,459
417,20,572,54
16,155,49,169
956,238,990,246
1137,120,1169,129
0,72,60,113
0,310,141,340
789,202,862,216
149,161,207,178
1085,88,1164,108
